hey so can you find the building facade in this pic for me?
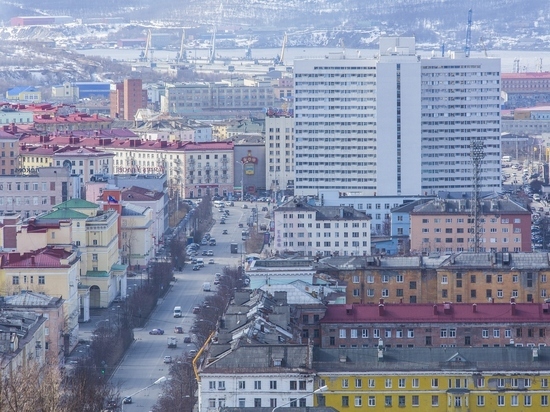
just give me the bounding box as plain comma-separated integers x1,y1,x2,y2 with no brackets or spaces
265,114,294,195
273,201,371,257
409,197,531,254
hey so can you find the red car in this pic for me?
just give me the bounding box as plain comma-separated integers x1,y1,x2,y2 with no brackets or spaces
149,328,164,335
174,326,184,334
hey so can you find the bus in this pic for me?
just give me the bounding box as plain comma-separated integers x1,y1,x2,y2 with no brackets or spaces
502,155,512,163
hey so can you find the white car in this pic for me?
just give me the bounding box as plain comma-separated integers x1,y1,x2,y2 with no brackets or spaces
209,258,215,264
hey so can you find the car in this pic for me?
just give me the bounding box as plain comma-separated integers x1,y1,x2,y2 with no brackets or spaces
193,306,201,314
224,210,230,215
202,250,208,256
189,349,198,356
209,258,215,264
122,396,132,404
209,239,217,246
222,229,228,234
238,223,244,228
220,220,226,224
213,279,220,285
204,233,211,240
192,264,201,271
183,336,192,343
201,239,208,245
207,250,214,256
261,206,268,211
242,204,248,209
163,355,172,364
149,328,164,335
215,273,221,279
174,326,184,334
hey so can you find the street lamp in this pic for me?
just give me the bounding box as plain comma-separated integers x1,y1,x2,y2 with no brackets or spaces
236,161,244,200
121,376,167,411
272,385,328,412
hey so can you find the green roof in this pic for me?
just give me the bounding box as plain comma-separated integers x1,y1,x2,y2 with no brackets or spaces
86,270,109,278
111,264,127,272
39,208,88,220
54,198,98,210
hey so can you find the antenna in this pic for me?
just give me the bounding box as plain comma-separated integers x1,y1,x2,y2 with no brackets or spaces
470,138,485,253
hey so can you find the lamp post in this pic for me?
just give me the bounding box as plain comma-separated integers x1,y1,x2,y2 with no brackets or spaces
236,161,244,200
121,376,167,411
272,385,328,412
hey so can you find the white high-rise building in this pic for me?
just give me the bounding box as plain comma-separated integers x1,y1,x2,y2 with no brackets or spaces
293,37,501,197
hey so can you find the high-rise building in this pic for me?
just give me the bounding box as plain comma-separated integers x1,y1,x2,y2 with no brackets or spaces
110,78,147,120
294,37,501,197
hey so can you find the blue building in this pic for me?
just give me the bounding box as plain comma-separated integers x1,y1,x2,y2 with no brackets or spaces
51,82,111,101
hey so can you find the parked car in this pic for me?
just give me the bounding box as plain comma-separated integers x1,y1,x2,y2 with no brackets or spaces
222,229,228,234
238,223,243,228
189,349,198,356
262,206,268,211
122,396,132,404
149,328,164,335
163,355,172,363
200,239,208,245
209,258,215,264
242,204,248,209
202,250,208,256
192,264,201,271
193,306,201,314
184,336,192,343
207,250,214,256
174,326,184,334
209,239,217,246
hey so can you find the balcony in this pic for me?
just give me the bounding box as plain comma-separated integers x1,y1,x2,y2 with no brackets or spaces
174,157,181,164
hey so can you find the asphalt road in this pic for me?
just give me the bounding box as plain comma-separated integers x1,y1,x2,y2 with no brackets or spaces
111,201,259,411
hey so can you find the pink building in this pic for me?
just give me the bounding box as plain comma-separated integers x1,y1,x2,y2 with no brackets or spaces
410,197,531,254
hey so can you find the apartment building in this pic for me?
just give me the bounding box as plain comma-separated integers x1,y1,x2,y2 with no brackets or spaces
315,347,550,411
33,112,112,132
320,300,550,349
265,114,294,194
0,126,20,174
162,80,275,115
321,252,550,305
110,78,147,120
409,197,531,254
294,37,501,197
272,201,371,257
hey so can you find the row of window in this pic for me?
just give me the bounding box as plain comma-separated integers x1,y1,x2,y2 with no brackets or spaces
339,394,547,408
422,217,521,224
332,327,546,340
208,397,304,408
12,275,45,285
208,379,307,391
334,377,544,390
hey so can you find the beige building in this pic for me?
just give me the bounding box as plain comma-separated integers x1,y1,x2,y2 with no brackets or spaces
410,197,532,254
265,114,294,194
120,203,154,269
0,246,80,353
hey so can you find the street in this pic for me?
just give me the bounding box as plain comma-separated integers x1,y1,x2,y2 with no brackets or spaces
111,201,260,411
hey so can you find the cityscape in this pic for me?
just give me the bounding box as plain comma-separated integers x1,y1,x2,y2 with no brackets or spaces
3,1,550,412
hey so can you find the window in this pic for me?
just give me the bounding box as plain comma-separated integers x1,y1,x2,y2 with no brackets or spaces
432,395,439,406
441,276,448,284
385,378,392,388
238,381,246,389
368,379,375,388
542,395,549,406
373,329,380,338
412,378,419,388
351,329,358,338
431,378,439,388
12,276,19,285
498,395,505,406
354,396,362,407
368,396,375,406
477,395,485,406
497,378,505,388
511,395,519,406
407,329,414,338
412,395,419,406
525,395,532,406
339,329,346,338
494,329,500,338
209,381,216,390
254,380,261,390
410,281,417,289
38,276,45,285
385,396,392,407
218,381,225,390
254,398,262,407
342,396,349,407
362,329,368,338
398,378,406,388
355,378,362,388
542,378,549,388
270,380,277,390
341,379,349,389
398,396,405,407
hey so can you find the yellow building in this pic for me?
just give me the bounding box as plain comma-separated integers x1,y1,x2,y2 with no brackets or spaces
315,347,550,411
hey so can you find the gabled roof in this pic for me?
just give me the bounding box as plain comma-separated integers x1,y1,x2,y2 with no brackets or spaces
7,86,38,95
4,291,63,307
39,208,88,220
54,199,98,210
2,247,74,269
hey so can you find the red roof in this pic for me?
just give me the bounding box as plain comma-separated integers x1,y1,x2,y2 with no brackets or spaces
502,72,550,79
321,302,550,324
2,247,73,268
184,141,234,151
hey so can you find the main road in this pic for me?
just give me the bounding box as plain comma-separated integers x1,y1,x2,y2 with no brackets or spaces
111,201,261,411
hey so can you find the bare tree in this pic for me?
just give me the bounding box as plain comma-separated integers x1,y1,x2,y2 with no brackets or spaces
153,356,197,412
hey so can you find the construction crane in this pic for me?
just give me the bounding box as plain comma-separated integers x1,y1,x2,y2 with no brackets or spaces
479,36,488,57
339,37,346,59
176,29,186,64
140,29,152,62
274,33,287,66
208,27,216,64
464,8,472,57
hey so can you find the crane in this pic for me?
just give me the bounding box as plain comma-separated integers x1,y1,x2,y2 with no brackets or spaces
140,29,152,62
464,8,472,57
176,29,186,64
479,36,488,57
274,33,287,66
339,37,346,59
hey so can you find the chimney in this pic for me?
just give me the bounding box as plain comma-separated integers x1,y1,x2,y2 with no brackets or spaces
443,302,451,314
378,299,384,316
399,298,403,304
472,303,477,313
511,298,517,315
433,304,438,315
533,348,539,361
31,255,35,265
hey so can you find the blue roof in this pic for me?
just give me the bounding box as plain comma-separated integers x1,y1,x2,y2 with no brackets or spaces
7,86,38,95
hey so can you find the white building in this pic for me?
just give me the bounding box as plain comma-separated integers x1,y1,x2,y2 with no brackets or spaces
245,258,317,290
265,114,295,194
294,37,501,197
198,345,317,411
273,200,371,257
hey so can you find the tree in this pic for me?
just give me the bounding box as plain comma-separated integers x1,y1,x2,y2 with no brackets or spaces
153,357,197,412
169,237,187,270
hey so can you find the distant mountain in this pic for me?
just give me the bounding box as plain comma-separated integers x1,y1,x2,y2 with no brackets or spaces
3,0,550,49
